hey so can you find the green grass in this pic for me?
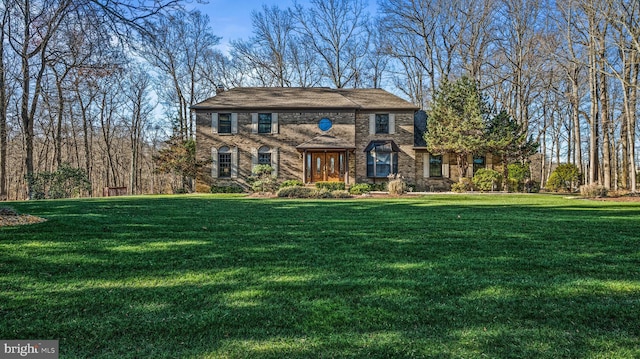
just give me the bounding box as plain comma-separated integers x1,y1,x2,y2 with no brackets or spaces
1,194,639,358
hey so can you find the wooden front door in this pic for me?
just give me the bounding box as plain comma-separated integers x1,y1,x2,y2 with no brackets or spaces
311,152,343,182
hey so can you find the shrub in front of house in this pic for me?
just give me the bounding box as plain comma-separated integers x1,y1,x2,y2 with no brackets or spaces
210,184,245,193
546,163,581,192
315,181,346,191
0,206,18,216
388,175,407,195
249,164,278,193
310,188,333,198
279,180,304,189
508,163,530,192
276,186,351,199
277,186,313,198
331,190,352,198
349,183,372,195
451,177,473,193
472,168,503,191
580,184,607,198
370,182,387,191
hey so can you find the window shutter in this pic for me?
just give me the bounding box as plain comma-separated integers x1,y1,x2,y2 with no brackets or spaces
424,154,430,178
231,147,239,178
251,113,258,134
272,148,279,177
389,113,396,134
369,114,375,135
211,147,218,178
212,113,218,134
271,113,279,134
231,113,238,134
251,148,258,171
443,154,450,178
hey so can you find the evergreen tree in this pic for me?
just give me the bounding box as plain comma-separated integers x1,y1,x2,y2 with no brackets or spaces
485,110,538,191
425,77,487,179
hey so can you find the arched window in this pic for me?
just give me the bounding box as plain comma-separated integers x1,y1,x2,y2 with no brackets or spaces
258,146,271,166
218,146,231,178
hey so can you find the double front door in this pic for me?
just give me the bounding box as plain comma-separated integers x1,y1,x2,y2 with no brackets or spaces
310,152,344,182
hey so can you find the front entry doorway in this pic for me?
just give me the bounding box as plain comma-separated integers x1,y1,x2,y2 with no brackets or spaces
309,152,344,182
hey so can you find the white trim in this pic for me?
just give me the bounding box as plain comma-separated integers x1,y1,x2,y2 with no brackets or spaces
231,147,239,178
272,148,279,177
251,113,258,133
369,114,375,135
424,154,430,178
211,113,218,134
389,113,396,134
251,148,258,171
443,154,450,178
211,147,218,178
231,113,238,134
271,113,279,134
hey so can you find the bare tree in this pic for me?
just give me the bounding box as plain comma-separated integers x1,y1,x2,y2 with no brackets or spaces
143,10,220,141
4,0,180,199
0,4,8,200
232,5,297,87
292,0,370,88
125,67,153,195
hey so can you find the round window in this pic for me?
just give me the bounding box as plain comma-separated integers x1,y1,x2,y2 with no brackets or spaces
318,118,333,132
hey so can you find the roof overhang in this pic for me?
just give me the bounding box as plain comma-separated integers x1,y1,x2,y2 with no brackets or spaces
296,134,356,151
364,140,401,153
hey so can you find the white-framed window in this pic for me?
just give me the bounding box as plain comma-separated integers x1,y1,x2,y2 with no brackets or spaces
251,146,279,176
252,113,279,134
424,154,443,178
365,141,399,178
212,113,237,134
212,146,238,178
473,155,486,175
369,113,395,135
258,146,272,165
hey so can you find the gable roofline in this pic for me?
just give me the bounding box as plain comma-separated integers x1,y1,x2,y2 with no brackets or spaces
191,87,420,112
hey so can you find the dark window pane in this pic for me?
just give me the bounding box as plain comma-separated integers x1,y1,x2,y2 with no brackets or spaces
219,114,231,133
258,153,271,165
473,155,485,174
367,148,397,178
258,113,272,133
219,153,231,178
430,155,443,177
375,114,389,134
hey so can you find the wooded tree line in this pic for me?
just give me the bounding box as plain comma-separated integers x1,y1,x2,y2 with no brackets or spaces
1,0,638,200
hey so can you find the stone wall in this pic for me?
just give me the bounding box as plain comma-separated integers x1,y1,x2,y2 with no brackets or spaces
195,110,357,189
353,111,416,186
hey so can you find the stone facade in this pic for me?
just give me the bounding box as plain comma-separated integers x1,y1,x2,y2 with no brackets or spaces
192,87,498,192
195,109,417,190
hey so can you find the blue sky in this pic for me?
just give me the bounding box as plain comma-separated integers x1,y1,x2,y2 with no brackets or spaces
191,0,377,52
193,0,306,50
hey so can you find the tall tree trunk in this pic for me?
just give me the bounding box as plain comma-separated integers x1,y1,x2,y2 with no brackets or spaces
54,72,65,168
0,13,7,201
587,40,599,185
570,66,582,175
628,57,638,193
77,90,93,196
600,58,611,189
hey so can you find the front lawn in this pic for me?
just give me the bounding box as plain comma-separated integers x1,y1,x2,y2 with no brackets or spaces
1,194,639,358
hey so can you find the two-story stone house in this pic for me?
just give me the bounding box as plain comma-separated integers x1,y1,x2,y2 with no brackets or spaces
192,87,495,191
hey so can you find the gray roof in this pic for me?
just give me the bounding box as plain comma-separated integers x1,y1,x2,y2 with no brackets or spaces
191,87,419,111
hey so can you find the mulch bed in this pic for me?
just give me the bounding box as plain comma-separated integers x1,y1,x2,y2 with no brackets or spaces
0,214,47,227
